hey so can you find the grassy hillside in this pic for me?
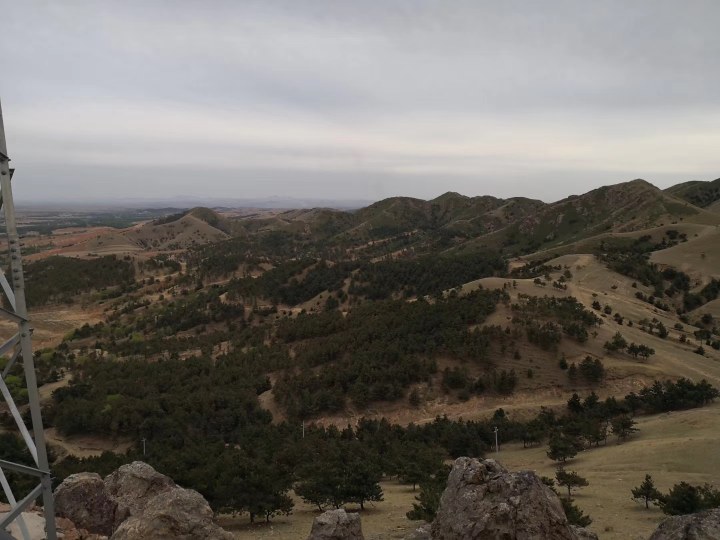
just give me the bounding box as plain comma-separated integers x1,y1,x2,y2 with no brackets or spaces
666,178,720,209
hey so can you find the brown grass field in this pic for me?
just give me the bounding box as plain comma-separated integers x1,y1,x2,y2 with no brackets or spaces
222,481,419,540
222,403,720,539
500,403,720,540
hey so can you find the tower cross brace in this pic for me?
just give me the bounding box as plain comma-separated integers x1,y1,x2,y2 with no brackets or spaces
0,99,57,540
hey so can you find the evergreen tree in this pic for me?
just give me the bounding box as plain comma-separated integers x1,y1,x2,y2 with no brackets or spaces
397,445,444,491
407,465,450,522
631,474,662,509
560,497,592,527
547,433,578,464
556,469,589,498
660,482,702,515
611,415,639,442
604,332,628,353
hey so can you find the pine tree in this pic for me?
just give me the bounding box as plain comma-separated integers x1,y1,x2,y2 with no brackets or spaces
611,415,639,442
407,465,451,522
547,433,578,464
631,474,662,509
556,469,589,498
560,497,592,527
660,482,702,515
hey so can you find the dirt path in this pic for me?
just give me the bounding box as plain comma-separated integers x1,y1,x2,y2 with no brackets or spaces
45,427,132,460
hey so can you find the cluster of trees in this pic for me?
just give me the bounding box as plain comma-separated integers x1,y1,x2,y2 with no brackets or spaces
47,355,273,440
542,378,719,466
604,332,655,360
24,255,135,306
509,259,562,279
625,378,719,414
511,295,599,350
683,279,720,311
598,234,686,293
632,474,720,515
138,254,181,274
567,356,605,384
440,367,518,397
41,344,719,524
223,250,506,307
598,236,718,314
273,289,508,417
349,250,507,300
209,245,508,309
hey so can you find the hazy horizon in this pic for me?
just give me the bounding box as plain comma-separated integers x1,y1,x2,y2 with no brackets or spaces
3,1,720,204
10,176,715,211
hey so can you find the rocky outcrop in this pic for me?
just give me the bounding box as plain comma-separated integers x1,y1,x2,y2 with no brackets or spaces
54,472,117,536
430,457,595,540
53,461,231,540
112,486,233,540
649,508,720,539
104,461,175,527
307,509,364,540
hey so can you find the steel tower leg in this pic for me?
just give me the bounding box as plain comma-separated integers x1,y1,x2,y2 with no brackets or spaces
0,100,57,539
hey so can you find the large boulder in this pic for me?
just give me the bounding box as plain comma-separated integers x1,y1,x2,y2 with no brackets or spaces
54,472,117,535
307,509,364,540
431,458,592,540
104,461,175,526
111,486,233,540
649,508,720,539
54,461,231,540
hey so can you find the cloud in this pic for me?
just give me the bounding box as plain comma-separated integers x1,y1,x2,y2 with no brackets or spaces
2,1,719,204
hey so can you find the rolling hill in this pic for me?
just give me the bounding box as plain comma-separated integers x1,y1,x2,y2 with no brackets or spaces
665,178,720,210
16,175,720,540
31,179,720,262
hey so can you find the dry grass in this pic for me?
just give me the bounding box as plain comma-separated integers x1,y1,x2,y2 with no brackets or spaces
222,403,720,540
500,402,720,540
651,227,720,280
0,304,105,350
222,481,419,540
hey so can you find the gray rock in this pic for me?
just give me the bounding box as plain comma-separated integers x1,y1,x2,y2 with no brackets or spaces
649,508,720,540
54,461,231,540
110,486,233,540
103,461,175,526
54,472,117,535
307,509,364,540
404,522,432,540
571,525,599,540
431,457,585,539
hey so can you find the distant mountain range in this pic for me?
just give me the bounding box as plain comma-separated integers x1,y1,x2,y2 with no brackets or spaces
20,177,720,259
16,196,374,211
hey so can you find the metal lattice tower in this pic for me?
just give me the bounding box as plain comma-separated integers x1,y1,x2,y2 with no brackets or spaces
0,100,57,540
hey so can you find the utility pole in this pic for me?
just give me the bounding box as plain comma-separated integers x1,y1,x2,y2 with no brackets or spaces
0,99,57,540
141,438,147,456
493,426,499,454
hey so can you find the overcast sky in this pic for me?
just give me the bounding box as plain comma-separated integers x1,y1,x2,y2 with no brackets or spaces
2,1,719,205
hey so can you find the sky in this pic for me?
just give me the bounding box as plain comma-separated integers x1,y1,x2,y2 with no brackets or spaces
1,1,719,206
